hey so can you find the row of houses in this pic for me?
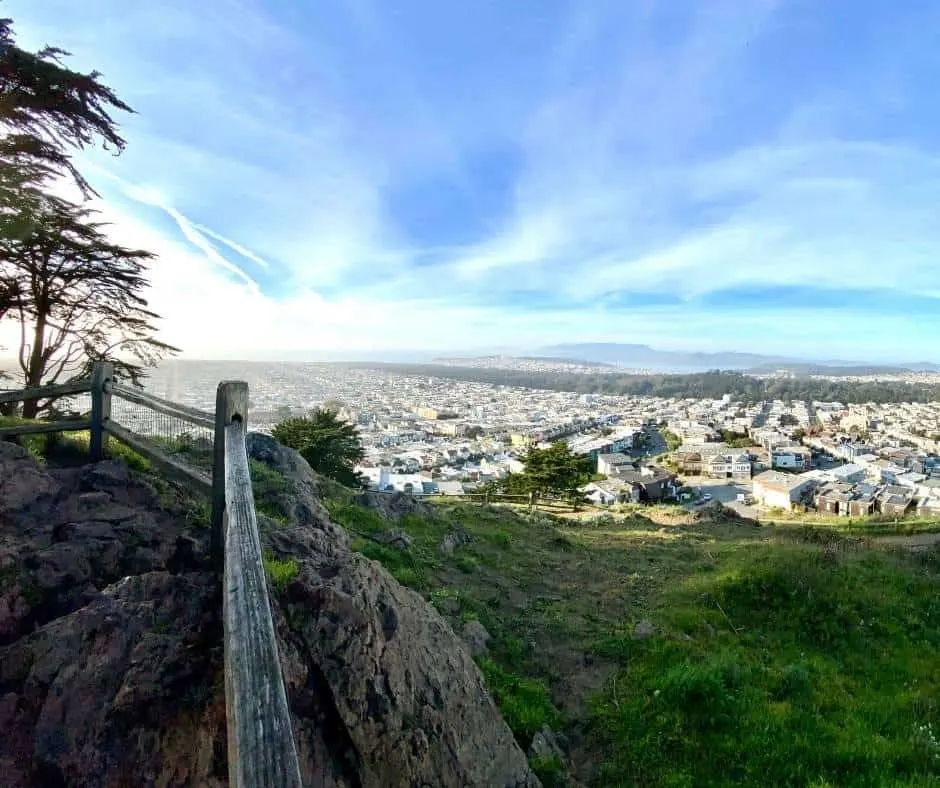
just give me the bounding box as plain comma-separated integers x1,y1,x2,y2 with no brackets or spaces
582,463,681,506
752,468,940,518
674,444,753,478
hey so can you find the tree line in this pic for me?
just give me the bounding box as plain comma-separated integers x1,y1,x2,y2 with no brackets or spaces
0,17,174,417
349,364,940,405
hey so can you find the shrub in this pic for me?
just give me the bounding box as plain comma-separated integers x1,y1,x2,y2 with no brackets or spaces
263,554,299,593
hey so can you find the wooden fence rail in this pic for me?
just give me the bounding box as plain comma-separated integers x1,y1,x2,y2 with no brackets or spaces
0,364,302,787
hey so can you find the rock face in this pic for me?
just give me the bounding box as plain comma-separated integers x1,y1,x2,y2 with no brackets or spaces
461,620,492,657
440,523,473,555
0,440,538,787
633,619,656,640
352,488,435,521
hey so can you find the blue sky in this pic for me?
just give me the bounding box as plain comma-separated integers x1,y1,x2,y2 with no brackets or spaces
5,0,940,361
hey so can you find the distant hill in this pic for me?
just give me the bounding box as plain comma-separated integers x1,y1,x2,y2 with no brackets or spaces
534,343,939,374
534,343,795,370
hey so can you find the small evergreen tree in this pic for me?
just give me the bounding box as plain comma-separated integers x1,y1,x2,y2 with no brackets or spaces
497,441,592,498
272,409,366,487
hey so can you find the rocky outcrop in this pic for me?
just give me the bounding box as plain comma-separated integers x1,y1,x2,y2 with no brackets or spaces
0,440,539,787
352,489,435,521
461,620,492,657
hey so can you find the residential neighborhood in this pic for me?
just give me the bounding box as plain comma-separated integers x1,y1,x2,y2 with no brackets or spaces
143,360,940,520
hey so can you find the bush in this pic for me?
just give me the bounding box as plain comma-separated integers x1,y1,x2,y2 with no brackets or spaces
262,554,299,593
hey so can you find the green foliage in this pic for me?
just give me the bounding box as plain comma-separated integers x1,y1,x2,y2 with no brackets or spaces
477,657,561,746
495,441,592,497
262,553,299,593
325,499,387,535
779,413,799,427
0,419,154,470
0,17,132,202
660,427,682,452
529,754,568,787
334,494,940,786
0,18,175,389
180,497,211,529
353,539,430,590
719,429,752,448
248,458,291,523
272,409,365,487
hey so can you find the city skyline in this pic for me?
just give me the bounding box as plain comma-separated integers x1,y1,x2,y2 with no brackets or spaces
4,1,939,359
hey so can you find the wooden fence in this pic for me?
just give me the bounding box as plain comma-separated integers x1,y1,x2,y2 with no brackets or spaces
0,363,302,788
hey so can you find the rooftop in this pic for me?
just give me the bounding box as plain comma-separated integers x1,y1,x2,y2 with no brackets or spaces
753,470,812,491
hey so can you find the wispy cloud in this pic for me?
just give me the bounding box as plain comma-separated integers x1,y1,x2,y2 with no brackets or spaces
4,0,939,360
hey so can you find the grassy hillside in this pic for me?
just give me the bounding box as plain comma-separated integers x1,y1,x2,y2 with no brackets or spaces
10,425,940,784
326,496,940,787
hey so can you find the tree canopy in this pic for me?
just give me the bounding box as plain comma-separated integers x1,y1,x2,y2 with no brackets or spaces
0,17,131,202
0,16,175,410
495,441,592,498
0,194,177,416
272,409,366,487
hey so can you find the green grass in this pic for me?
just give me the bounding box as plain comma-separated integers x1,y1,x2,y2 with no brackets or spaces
590,544,940,786
476,656,561,746
332,495,940,786
249,458,291,524
0,417,183,473
262,553,300,593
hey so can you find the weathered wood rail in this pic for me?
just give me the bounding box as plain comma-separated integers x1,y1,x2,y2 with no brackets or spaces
0,363,303,787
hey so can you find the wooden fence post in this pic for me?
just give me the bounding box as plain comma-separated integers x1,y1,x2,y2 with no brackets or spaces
212,381,249,567
89,362,113,462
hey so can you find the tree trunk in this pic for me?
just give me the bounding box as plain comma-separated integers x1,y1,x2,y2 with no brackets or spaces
20,314,46,419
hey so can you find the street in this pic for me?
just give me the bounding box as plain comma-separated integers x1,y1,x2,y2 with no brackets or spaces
681,475,760,519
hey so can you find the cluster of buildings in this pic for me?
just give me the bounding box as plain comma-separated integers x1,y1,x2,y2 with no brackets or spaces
752,462,940,519
583,455,680,506
143,360,940,517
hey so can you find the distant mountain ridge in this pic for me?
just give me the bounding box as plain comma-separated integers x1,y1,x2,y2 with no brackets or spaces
534,343,939,373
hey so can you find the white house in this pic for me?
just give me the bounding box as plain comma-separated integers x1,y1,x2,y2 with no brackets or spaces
583,482,620,506
753,470,817,510
771,446,812,471
706,450,753,479
828,463,867,485
597,452,633,476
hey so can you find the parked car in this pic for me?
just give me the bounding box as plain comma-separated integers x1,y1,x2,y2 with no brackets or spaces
702,493,713,502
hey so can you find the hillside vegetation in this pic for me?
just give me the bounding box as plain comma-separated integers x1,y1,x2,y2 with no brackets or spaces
10,427,940,784
327,494,940,786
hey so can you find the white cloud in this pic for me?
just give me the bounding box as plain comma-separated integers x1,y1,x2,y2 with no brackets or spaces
2,0,938,361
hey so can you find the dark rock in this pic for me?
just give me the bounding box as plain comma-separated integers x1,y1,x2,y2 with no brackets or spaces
353,489,435,522
371,529,414,551
529,724,567,762
0,442,61,512
461,620,491,657
277,540,538,787
0,445,540,788
633,619,656,640
440,524,472,555
246,432,349,548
